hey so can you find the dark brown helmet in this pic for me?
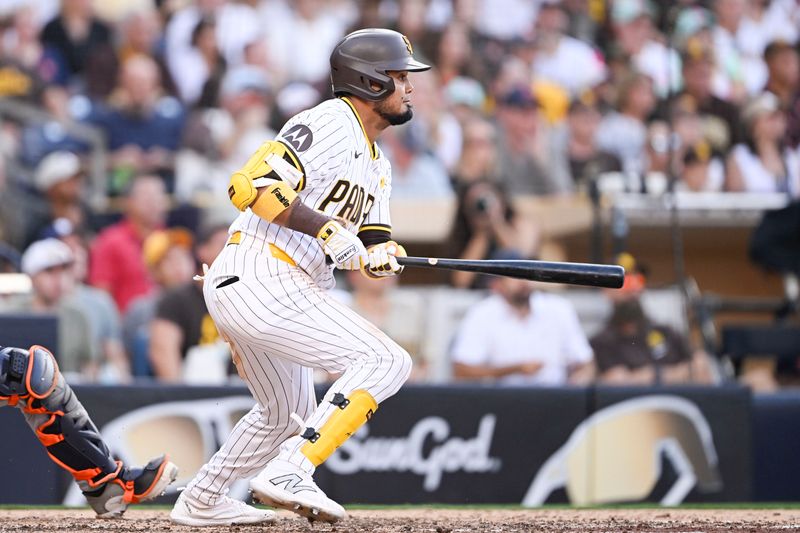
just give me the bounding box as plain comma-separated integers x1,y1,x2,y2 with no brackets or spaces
330,28,431,101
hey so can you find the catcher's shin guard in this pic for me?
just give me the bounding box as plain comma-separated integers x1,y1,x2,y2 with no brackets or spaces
300,389,377,466
0,346,120,487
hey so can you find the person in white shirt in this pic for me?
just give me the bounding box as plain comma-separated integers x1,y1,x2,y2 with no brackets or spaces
450,250,594,386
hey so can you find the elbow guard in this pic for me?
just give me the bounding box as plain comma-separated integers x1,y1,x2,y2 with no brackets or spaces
227,140,305,212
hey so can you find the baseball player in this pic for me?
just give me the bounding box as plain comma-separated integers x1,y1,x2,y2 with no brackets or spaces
170,28,429,526
0,344,178,517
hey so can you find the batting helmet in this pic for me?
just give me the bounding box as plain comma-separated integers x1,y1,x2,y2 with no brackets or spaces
330,28,431,101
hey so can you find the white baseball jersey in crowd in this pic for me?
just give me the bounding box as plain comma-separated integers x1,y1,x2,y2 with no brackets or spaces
183,96,412,505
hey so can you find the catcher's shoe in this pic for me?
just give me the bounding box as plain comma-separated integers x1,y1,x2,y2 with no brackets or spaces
250,458,346,523
83,455,178,518
170,490,276,526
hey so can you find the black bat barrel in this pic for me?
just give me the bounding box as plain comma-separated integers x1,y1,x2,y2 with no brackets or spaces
396,257,625,289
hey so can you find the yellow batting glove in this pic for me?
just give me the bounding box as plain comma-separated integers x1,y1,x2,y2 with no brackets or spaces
362,241,406,279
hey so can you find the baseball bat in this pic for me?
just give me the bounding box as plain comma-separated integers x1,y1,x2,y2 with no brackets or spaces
396,256,625,289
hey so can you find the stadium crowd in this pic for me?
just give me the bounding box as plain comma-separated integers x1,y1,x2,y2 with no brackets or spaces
0,0,798,387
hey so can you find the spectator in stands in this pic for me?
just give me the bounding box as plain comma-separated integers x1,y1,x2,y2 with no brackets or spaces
85,55,186,195
3,5,46,74
149,225,229,382
39,218,130,383
494,85,571,195
397,69,463,174
434,22,484,86
449,118,539,289
596,71,656,179
443,76,486,123
172,17,226,107
559,91,621,188
610,0,680,98
591,254,716,385
5,239,95,378
263,0,349,89
89,174,168,313
0,156,29,251
178,65,275,202
344,270,428,382
39,0,113,89
380,122,453,199
19,86,91,167
25,151,88,248
165,0,259,94
532,1,606,97
762,40,800,148
672,43,743,153
125,227,196,377
451,249,594,385
726,92,800,196
116,9,175,96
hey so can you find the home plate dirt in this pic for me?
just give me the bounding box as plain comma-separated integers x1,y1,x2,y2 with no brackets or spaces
1,508,800,533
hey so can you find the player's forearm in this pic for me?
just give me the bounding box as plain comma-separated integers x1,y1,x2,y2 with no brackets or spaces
269,195,330,237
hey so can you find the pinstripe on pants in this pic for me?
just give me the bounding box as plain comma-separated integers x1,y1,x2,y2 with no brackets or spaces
184,244,412,504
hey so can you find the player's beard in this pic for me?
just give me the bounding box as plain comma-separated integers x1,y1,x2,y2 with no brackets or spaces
375,99,413,125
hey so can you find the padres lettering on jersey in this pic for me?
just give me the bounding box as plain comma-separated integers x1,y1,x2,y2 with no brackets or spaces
230,97,393,289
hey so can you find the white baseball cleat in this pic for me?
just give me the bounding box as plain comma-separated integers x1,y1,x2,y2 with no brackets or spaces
169,490,276,527
250,458,346,523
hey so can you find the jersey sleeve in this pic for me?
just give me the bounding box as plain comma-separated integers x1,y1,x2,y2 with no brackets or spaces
277,108,349,192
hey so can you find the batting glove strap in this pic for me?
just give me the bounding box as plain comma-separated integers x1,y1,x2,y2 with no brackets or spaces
362,241,406,278
317,220,368,270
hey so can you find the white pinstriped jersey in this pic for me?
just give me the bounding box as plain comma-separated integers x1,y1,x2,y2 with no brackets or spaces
229,97,393,289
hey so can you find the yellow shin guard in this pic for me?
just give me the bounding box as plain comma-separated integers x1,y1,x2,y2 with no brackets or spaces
301,390,378,467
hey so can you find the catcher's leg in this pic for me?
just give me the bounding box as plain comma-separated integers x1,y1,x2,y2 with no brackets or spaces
0,346,178,518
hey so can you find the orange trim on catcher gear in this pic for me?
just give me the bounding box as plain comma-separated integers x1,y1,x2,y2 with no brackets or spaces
126,454,171,504
35,413,66,446
26,345,60,400
46,452,106,483
0,393,26,407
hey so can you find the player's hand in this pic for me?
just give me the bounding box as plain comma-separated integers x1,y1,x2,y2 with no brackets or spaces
316,220,368,270
362,241,406,278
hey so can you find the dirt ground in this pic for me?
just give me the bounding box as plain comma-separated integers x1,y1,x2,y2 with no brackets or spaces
1,508,800,533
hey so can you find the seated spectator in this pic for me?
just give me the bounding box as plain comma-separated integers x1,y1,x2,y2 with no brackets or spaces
172,16,226,107
0,156,30,251
532,1,606,97
88,174,169,313
2,239,95,379
149,225,229,382
610,0,681,98
762,40,800,148
19,86,91,167
669,43,743,153
379,122,453,199
25,151,88,247
41,218,130,383
449,119,539,288
39,0,113,90
450,250,594,385
177,65,275,202
84,55,186,194
726,92,800,196
494,85,571,195
560,92,621,188
344,270,428,382
124,227,196,376
596,71,656,179
591,254,716,385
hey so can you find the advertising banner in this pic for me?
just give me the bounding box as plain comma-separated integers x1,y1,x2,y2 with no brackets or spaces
0,385,752,506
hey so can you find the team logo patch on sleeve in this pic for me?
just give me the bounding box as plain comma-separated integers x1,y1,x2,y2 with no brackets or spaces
282,124,314,152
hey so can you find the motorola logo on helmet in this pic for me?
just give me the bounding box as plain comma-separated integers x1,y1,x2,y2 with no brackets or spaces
330,28,431,102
